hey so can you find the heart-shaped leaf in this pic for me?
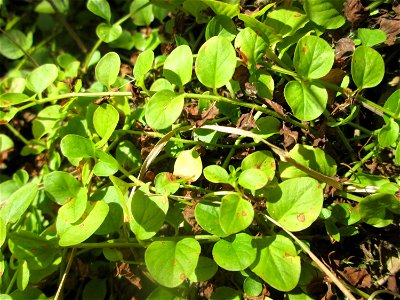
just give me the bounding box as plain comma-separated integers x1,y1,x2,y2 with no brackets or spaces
251,234,301,292
195,36,237,89
220,193,254,235
188,256,218,282
284,80,327,121
95,52,120,87
145,238,201,287
195,202,227,237
93,151,119,176
267,177,324,231
145,90,184,129
351,46,384,89
212,233,256,271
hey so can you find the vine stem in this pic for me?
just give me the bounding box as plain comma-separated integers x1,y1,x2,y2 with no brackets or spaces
264,215,357,300
54,248,76,300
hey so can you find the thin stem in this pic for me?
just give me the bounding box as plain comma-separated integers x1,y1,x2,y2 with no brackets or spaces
183,93,311,131
5,268,18,294
54,248,76,300
47,0,87,53
83,39,102,72
5,123,29,145
344,149,376,177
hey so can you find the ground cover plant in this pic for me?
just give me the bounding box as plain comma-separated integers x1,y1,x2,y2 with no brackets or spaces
0,0,399,299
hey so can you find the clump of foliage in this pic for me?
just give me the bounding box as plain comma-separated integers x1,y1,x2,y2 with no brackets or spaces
0,0,399,299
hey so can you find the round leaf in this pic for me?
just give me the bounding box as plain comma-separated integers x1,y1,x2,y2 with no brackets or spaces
145,238,201,287
129,187,169,240
87,0,111,22
147,287,180,300
243,276,263,297
267,177,324,231
188,256,218,282
96,23,122,43
359,193,399,228
241,150,275,180
58,200,109,246
145,90,184,129
173,149,203,182
115,140,142,171
238,169,269,190
163,45,193,87
93,151,119,176
234,27,267,67
210,287,241,300
95,52,121,87
195,202,227,237
130,0,154,26
60,134,95,158
26,64,58,94
304,0,345,29
220,193,254,235
212,233,256,271
93,103,119,146
378,119,399,148
0,30,32,60
44,171,81,205
251,234,301,292
351,46,384,89
203,165,230,184
195,36,237,89
279,144,337,180
284,81,327,121
294,35,334,80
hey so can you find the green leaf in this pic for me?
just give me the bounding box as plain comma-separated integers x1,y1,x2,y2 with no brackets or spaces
133,49,154,81
129,187,169,240
251,234,301,291
203,165,230,184
0,182,38,224
199,0,239,18
378,119,399,148
0,134,14,153
58,188,88,223
303,0,345,29
150,78,173,92
243,276,263,297
294,35,334,80
0,29,32,60
145,238,201,287
147,287,180,300
154,172,180,195
60,134,95,159
82,279,107,300
250,70,274,98
32,105,64,139
163,45,193,87
8,231,56,270
206,15,237,41
234,27,268,67
252,116,280,141
26,64,58,94
195,202,227,237
145,90,184,129
115,140,142,170
44,171,81,205
237,13,274,44
130,0,154,26
238,169,269,190
279,144,337,180
58,200,109,246
383,89,400,124
188,256,218,282
17,260,30,291
220,193,254,235
211,287,241,300
0,217,6,247
9,288,47,300
96,23,122,43
359,193,399,228
265,8,309,40
241,151,275,180
93,103,119,147
87,0,111,22
396,143,400,165
351,46,385,89
95,52,121,87
173,149,203,182
284,81,327,121
93,151,119,176
358,28,386,47
267,177,324,231
195,36,237,89
0,93,30,107
212,233,256,271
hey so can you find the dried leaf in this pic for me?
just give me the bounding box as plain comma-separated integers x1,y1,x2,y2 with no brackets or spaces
264,99,285,116
280,123,298,150
335,38,355,63
343,0,368,26
236,112,257,131
196,104,219,127
342,266,371,288
379,15,400,45
321,68,346,106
